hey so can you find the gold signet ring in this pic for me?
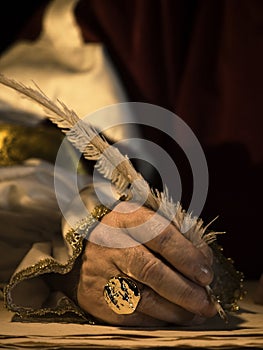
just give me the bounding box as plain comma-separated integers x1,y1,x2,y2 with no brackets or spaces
103,276,141,315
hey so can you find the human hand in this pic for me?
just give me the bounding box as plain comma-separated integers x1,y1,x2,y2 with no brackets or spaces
77,201,217,326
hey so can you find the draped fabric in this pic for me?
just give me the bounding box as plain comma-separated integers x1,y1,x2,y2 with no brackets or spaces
0,0,133,322
0,0,262,279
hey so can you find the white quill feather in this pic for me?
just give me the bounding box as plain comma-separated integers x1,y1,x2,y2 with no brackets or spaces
0,73,228,321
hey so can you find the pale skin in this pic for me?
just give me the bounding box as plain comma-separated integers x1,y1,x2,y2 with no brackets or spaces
77,201,217,326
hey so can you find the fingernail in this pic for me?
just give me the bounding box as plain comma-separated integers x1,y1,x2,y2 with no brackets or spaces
195,265,213,285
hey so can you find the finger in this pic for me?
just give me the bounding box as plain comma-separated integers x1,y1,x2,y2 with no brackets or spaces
78,266,197,327
145,225,214,286
111,203,214,286
80,242,210,325
77,274,168,327
116,245,217,318
196,241,214,265
135,284,198,325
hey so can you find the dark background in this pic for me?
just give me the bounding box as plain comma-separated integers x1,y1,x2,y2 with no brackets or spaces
0,0,262,279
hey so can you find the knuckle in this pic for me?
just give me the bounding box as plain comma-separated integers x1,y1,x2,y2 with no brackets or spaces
179,286,198,304
138,258,160,282
155,229,173,254
126,246,161,283
125,247,140,275
114,201,140,221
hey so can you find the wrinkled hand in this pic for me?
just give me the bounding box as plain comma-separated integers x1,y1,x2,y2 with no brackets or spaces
77,202,217,326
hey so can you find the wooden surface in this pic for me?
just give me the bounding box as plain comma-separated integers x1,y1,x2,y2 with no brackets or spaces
0,281,262,349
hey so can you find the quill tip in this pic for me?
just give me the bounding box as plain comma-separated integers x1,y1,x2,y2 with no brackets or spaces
205,285,229,324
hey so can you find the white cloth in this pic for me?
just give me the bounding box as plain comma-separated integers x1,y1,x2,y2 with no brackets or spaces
0,159,90,283
0,0,136,142
0,0,147,319
0,0,136,283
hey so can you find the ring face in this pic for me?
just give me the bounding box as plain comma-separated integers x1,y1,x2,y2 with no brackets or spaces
103,276,141,315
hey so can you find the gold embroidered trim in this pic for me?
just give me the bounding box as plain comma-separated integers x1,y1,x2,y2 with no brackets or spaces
0,123,87,173
4,231,85,319
4,204,111,320
0,123,63,166
91,204,112,221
